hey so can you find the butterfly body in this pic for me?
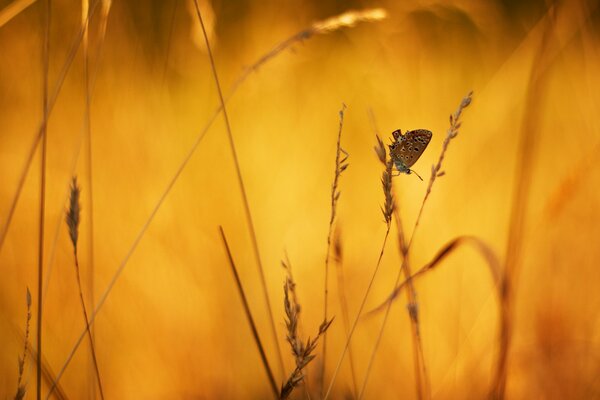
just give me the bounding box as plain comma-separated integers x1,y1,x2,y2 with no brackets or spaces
388,129,432,178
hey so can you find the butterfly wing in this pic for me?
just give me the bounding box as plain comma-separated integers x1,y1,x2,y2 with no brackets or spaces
390,129,432,169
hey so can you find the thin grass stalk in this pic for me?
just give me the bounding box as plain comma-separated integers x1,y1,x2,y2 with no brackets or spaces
192,0,287,377
358,92,473,399
219,226,279,399
319,104,349,394
47,9,387,394
80,1,98,397
36,1,50,398
66,177,104,399
332,228,358,398
323,135,395,399
0,0,102,257
14,288,32,400
397,221,428,400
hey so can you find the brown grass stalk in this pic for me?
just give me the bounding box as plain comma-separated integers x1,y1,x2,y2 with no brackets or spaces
332,228,359,398
319,103,349,394
323,132,395,399
65,177,105,399
0,0,102,257
36,1,50,398
281,267,334,400
219,226,279,399
358,92,473,399
46,8,387,394
14,288,32,400
81,2,98,396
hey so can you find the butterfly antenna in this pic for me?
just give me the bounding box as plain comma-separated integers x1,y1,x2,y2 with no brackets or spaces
410,169,424,181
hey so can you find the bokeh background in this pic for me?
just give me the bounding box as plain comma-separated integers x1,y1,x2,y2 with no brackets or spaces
1,0,600,398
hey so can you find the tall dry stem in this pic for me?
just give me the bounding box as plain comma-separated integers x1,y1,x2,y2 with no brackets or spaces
219,227,279,399
319,104,349,394
36,1,50,398
66,177,104,399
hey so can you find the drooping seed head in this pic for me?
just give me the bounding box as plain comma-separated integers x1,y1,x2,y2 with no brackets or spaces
66,176,81,250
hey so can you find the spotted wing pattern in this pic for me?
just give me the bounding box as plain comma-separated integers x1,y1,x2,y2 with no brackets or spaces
389,129,432,169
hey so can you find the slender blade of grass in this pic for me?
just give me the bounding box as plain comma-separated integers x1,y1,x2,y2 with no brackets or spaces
219,226,279,399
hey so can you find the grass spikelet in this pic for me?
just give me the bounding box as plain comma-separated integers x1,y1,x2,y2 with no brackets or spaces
311,8,388,34
66,178,81,250
15,288,32,400
281,266,334,400
219,226,279,399
320,103,349,393
66,177,105,400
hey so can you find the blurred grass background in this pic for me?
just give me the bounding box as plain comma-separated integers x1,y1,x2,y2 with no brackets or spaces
1,0,599,398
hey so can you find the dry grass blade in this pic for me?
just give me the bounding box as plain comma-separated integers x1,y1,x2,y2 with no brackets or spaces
14,288,32,400
323,128,394,399
36,2,51,398
365,236,502,317
359,92,473,399
281,266,334,400
65,177,105,399
219,226,279,399
80,4,98,397
320,103,349,394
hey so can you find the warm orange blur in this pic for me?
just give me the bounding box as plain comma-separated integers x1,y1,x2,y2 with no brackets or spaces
1,0,599,398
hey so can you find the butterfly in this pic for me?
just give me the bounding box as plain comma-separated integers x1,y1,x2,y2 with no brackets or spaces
388,129,432,181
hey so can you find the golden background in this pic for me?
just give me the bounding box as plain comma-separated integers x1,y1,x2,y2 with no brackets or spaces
1,0,599,398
